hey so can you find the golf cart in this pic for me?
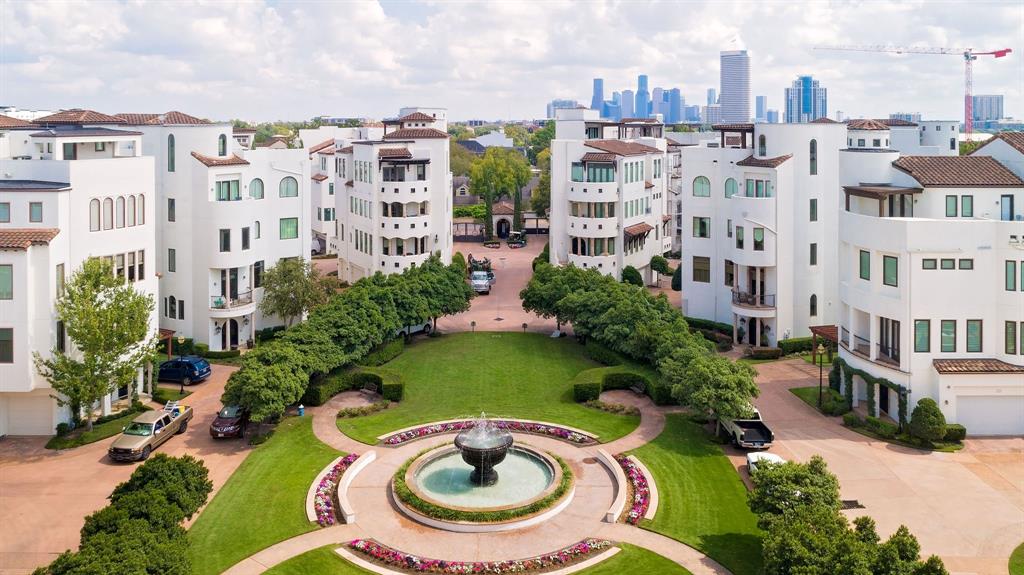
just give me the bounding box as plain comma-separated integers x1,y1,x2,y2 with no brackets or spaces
507,230,527,248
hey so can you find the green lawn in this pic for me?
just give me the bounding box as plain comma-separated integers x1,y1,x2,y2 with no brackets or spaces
789,385,840,413
152,386,192,404
799,352,832,367
264,546,372,575
336,332,640,444
630,414,763,575
1010,541,1024,575
187,417,341,575
45,407,150,450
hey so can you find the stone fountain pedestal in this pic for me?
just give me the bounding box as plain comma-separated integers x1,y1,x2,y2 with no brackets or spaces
455,431,513,486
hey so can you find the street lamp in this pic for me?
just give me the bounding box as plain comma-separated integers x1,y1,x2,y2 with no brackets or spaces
817,343,826,409
177,336,187,395
471,320,476,332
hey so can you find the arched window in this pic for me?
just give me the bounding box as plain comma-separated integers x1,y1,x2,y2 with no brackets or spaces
758,135,766,157
218,134,227,156
115,196,125,228
127,196,136,226
692,176,710,197
279,176,298,197
137,194,145,225
810,294,818,317
724,178,738,198
809,139,818,175
249,178,264,199
254,221,261,239
89,199,100,231
169,296,177,318
102,198,113,230
167,134,175,172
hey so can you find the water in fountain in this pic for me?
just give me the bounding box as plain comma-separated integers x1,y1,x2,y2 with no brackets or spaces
455,412,513,486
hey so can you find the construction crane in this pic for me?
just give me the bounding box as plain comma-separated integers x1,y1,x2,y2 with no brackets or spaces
814,45,1012,136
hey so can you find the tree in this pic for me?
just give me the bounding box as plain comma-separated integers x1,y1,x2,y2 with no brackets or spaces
621,265,644,286
450,139,478,177
650,255,673,276
33,258,155,431
532,148,551,216
748,455,841,528
221,343,308,425
503,124,530,147
527,120,555,164
471,148,528,238
109,453,212,520
959,140,983,156
761,504,871,575
39,520,190,575
663,350,758,421
447,125,472,140
258,258,334,327
671,265,682,291
908,398,946,443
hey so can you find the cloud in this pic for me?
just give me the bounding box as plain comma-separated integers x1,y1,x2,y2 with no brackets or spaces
0,0,1019,121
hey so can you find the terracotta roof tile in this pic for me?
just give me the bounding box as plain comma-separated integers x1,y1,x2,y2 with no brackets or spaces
115,111,210,125
399,112,436,122
662,214,672,223
30,127,143,138
624,222,653,238
378,148,412,159
712,123,755,131
580,152,616,162
382,128,449,140
809,324,839,343
933,359,1024,374
492,201,514,215
846,119,890,131
737,154,793,168
233,127,257,134
34,109,124,125
308,139,335,155
645,180,655,189
970,131,1024,156
880,118,918,127
892,156,1023,187
0,228,60,250
584,139,661,156
620,117,661,124
810,117,840,124
338,146,354,154
190,151,250,167
345,180,354,187
312,173,328,182
0,114,34,128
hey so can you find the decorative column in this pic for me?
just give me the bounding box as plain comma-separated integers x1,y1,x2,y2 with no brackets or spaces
733,313,738,344
869,313,878,360
101,394,112,416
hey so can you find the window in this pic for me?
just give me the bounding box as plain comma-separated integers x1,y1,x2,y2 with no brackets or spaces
115,254,124,278
216,180,240,201
169,296,177,319
914,320,930,352
219,229,230,252
126,252,136,282
724,260,734,287
692,176,710,197
940,320,956,352
329,183,334,195
279,217,298,239
727,219,733,238
724,178,737,198
1006,261,1017,291
102,198,113,230
692,217,710,238
940,258,955,270
254,221,261,239
758,135,766,156
218,134,227,156
56,264,64,297
945,195,957,217
167,198,176,222
115,197,125,228
746,179,755,197
177,299,185,320
753,227,765,251
167,248,176,272
809,198,817,222
254,260,264,288
922,258,937,270
857,138,865,147
1006,321,1017,355
810,294,818,316
735,226,744,249
250,178,264,199
95,142,107,152
317,207,322,221
56,320,65,353
89,199,100,231
810,243,817,265
279,176,298,197
950,137,956,151
961,195,973,217
0,264,11,299
692,256,710,283
967,320,982,352
571,163,584,182
809,139,817,175
859,250,870,280
882,256,898,286
127,196,136,226
242,227,250,250
137,195,144,225
0,328,12,363
62,142,76,159
958,259,973,270
137,250,144,280
167,134,175,172
0,202,8,223
872,138,881,147
29,202,43,223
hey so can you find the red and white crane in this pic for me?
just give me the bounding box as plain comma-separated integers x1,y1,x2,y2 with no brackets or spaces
814,45,1012,137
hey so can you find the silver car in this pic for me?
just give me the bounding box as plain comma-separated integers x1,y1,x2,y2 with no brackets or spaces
470,270,494,294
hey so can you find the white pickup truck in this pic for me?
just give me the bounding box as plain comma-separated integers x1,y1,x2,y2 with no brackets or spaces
720,407,774,449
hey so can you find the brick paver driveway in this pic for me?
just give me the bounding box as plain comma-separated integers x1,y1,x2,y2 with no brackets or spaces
734,358,1024,575
0,364,249,575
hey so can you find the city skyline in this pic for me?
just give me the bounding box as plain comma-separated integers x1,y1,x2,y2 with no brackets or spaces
1,1,1020,122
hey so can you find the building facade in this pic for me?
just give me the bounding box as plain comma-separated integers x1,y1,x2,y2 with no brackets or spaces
719,50,751,123
972,95,1004,122
784,75,827,123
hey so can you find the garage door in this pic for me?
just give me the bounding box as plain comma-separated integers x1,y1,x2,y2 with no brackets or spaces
956,395,1024,436
7,396,55,436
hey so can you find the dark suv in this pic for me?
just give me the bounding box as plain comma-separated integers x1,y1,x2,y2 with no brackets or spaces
157,356,212,386
210,405,249,438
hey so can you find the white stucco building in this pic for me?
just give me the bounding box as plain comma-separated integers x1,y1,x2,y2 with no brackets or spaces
549,109,672,282
117,112,311,351
0,110,158,436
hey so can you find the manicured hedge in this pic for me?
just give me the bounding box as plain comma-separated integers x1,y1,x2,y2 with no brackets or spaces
749,347,783,360
573,382,602,403
359,338,405,367
943,424,967,442
647,382,674,406
366,368,405,402
777,337,815,355
865,416,898,439
684,316,733,336
603,372,647,392
301,369,357,406
584,342,623,366
255,326,286,343
203,349,240,359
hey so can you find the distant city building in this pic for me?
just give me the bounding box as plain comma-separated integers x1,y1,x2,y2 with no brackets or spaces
0,106,56,121
652,87,664,119
621,90,635,119
766,109,780,124
707,88,717,106
784,75,827,123
890,112,922,124
591,78,605,112
684,105,701,122
755,95,767,122
972,95,1004,122
635,75,650,119
702,104,722,125
719,50,750,122
668,89,683,125
546,99,579,119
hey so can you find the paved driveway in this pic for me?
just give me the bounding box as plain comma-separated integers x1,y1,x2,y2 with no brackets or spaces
0,364,250,575
732,358,1024,575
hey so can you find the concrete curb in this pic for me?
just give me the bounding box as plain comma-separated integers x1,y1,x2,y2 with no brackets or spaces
377,418,599,443
338,451,376,524
596,448,627,523
334,544,621,575
306,454,346,523
627,454,658,520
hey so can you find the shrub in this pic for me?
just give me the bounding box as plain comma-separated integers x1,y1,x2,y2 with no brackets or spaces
55,422,71,437
359,338,404,367
749,347,783,360
778,337,815,355
865,416,898,439
338,400,391,418
943,423,967,442
193,342,209,356
255,326,286,343
532,242,550,271
302,369,356,406
450,252,467,276
671,265,681,291
843,412,864,428
602,372,648,391
647,381,675,406
94,403,147,426
621,265,643,286
650,255,673,275
583,399,640,416
573,382,602,402
584,342,623,366
698,329,733,352
158,337,195,356
370,369,405,402
908,398,947,443
684,316,733,336
203,349,240,359
821,394,851,416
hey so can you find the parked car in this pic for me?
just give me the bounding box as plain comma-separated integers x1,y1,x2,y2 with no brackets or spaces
108,402,193,462
210,405,249,439
470,270,494,294
720,407,775,449
157,355,212,386
396,321,433,338
746,452,786,474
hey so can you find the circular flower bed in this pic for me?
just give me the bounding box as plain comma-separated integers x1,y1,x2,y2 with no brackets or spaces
382,420,596,446
314,453,359,526
347,537,613,573
615,455,650,525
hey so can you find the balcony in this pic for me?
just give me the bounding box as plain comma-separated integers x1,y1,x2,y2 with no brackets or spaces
839,327,904,372
731,290,776,318
209,290,255,317
567,215,617,238
567,181,618,202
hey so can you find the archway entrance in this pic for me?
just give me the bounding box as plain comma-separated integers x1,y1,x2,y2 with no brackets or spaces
496,218,511,238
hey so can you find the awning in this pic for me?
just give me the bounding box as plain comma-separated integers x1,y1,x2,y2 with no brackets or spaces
623,222,653,239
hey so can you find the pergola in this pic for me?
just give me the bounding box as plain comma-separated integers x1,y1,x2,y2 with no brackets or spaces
159,328,176,360
808,324,838,364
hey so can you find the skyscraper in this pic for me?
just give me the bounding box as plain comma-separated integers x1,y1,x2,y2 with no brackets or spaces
668,89,682,124
972,95,1004,122
707,88,717,106
652,87,664,118
621,89,635,119
591,78,604,112
755,95,767,122
766,109,779,123
634,75,650,119
546,99,578,119
784,75,827,123
719,50,750,122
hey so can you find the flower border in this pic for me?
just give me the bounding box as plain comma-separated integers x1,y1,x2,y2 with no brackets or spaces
314,453,359,526
615,455,650,525
347,537,613,573
382,420,596,446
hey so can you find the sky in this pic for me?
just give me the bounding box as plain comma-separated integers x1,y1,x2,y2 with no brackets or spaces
1,0,1021,123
